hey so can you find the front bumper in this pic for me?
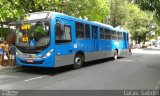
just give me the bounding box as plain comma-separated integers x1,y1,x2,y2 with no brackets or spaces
16,56,55,68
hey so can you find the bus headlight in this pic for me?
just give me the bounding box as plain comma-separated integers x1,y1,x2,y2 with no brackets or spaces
16,50,22,57
44,49,53,58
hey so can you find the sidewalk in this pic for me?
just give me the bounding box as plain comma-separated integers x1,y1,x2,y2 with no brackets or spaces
147,46,160,49
0,65,18,71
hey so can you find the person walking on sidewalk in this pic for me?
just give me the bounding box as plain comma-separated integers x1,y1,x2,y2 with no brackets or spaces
9,44,16,66
129,44,132,55
0,41,4,66
3,42,9,65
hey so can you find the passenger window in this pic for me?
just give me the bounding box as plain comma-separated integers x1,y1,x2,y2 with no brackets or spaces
85,24,90,38
104,29,111,40
111,31,117,40
92,26,98,39
117,32,122,40
76,22,84,39
100,28,104,39
55,25,71,44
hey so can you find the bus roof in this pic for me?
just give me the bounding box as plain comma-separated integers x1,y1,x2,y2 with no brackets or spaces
52,12,114,30
22,11,128,32
114,27,128,33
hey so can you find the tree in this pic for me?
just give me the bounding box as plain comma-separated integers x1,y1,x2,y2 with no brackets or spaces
0,0,110,40
128,10,153,44
65,0,109,22
108,0,129,27
0,0,25,22
108,0,154,44
131,0,160,19
0,0,110,22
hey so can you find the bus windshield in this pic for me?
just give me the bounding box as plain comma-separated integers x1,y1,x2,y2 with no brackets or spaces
16,21,50,53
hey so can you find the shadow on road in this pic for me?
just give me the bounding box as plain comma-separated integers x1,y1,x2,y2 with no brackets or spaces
16,57,125,76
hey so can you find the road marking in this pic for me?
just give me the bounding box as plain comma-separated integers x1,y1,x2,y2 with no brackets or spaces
24,75,48,82
155,80,160,90
118,59,134,62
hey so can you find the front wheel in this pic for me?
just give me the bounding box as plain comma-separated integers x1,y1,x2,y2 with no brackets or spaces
113,50,118,60
73,54,83,69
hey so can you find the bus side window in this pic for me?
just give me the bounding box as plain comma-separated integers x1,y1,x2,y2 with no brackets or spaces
100,28,104,39
76,22,84,39
55,24,72,44
85,24,90,39
111,31,117,40
92,26,98,39
104,29,111,40
117,32,122,40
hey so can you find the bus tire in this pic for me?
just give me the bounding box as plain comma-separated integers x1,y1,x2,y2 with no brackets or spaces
73,54,83,69
113,50,118,60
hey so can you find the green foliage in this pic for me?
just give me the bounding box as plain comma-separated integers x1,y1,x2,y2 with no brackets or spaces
0,28,9,39
0,0,110,39
131,0,160,42
0,0,25,22
0,0,109,22
109,0,154,44
109,0,129,27
65,0,109,21
0,0,157,44
34,26,46,35
133,0,160,19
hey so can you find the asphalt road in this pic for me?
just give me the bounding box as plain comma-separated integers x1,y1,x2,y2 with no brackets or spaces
0,48,160,90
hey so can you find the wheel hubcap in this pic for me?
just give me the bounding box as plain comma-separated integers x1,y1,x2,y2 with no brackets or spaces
114,55,117,59
75,57,81,65
114,52,117,59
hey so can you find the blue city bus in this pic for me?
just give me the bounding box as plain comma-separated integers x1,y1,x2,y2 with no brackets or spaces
16,11,129,69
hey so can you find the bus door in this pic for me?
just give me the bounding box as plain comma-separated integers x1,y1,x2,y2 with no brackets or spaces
54,18,74,66
92,26,98,51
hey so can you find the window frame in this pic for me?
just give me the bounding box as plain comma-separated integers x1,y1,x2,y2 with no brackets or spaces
117,32,122,40
85,24,90,39
100,28,105,40
55,24,72,44
92,25,98,39
104,28,111,40
111,31,117,40
75,22,85,39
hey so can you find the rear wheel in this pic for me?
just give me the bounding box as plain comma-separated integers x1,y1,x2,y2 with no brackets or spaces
73,54,83,69
113,50,118,60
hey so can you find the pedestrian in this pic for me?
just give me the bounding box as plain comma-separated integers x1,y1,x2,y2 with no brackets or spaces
3,42,9,66
129,44,132,55
9,43,16,66
0,41,4,66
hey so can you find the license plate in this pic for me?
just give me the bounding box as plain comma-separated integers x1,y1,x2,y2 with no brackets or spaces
27,59,33,63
